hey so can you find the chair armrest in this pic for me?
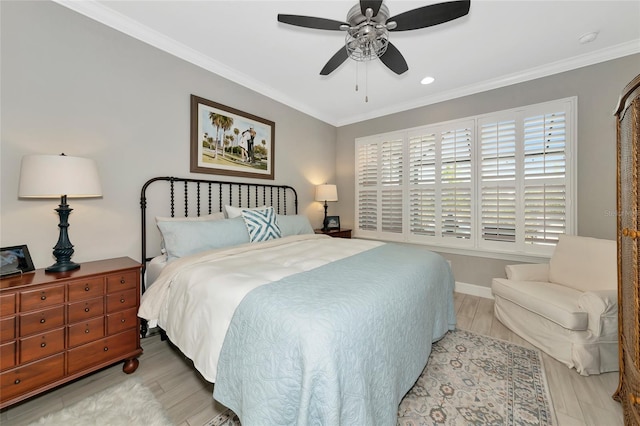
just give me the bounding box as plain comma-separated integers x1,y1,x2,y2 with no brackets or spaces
578,289,618,337
505,263,549,281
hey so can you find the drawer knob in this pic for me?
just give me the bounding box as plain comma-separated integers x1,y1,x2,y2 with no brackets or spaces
84,307,90,312
40,295,46,301
103,347,109,352
84,286,90,292
120,298,125,303
120,278,125,284
40,342,46,348
14,379,20,385
121,319,126,323
85,328,90,334
40,318,46,324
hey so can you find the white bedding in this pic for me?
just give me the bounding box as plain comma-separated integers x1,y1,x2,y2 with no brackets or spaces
138,234,383,382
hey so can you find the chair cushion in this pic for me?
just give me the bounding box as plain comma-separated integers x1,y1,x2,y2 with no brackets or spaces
492,278,588,330
549,235,616,292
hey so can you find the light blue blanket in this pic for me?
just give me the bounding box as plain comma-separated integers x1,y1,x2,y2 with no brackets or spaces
214,243,456,426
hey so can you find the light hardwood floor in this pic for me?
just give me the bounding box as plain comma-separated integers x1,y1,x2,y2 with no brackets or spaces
1,293,624,426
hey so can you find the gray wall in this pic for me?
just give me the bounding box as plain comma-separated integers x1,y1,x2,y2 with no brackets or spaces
336,55,640,286
0,1,336,268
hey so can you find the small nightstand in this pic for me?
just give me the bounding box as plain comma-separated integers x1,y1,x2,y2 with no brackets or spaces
315,229,352,239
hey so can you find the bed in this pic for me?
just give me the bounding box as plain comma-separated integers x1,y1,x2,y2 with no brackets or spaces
137,176,456,426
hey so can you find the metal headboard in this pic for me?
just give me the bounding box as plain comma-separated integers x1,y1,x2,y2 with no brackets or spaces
140,176,298,288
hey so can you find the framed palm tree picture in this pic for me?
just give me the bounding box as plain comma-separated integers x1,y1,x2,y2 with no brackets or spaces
190,95,275,180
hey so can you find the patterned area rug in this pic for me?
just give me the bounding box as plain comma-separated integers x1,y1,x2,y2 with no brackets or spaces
205,329,555,426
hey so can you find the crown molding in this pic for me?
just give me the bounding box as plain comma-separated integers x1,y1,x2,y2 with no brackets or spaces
53,0,639,128
52,0,336,125
336,39,640,126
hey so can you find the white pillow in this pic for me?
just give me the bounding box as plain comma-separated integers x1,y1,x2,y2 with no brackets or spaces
241,207,282,243
277,215,314,236
157,217,249,262
225,205,268,219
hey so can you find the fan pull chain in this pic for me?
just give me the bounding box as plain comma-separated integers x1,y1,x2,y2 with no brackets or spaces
365,61,369,103
355,61,359,92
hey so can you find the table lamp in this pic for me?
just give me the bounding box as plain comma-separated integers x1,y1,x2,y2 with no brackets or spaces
315,184,338,232
18,154,102,273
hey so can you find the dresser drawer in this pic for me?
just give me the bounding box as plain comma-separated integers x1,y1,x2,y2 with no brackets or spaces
68,277,104,301
20,306,65,337
68,297,104,323
20,285,65,312
19,327,65,364
1,294,16,316
1,353,64,402
106,271,138,293
0,341,16,371
68,317,104,348
1,316,15,342
106,289,137,313
107,308,137,335
68,328,138,374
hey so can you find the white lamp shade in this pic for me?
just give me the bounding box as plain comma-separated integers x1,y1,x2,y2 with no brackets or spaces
315,184,338,202
19,154,102,198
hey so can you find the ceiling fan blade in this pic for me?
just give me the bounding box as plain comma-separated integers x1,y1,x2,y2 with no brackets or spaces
277,14,347,31
379,42,409,75
360,0,383,17
320,48,349,75
388,0,470,32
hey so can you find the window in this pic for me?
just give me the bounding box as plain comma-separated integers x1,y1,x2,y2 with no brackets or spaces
355,98,576,257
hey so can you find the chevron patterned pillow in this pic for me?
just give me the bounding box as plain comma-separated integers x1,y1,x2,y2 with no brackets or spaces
241,206,282,242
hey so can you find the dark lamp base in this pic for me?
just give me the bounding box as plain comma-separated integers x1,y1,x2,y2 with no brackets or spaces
45,261,80,273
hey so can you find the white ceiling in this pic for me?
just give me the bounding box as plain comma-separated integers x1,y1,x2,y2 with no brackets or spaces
55,0,640,126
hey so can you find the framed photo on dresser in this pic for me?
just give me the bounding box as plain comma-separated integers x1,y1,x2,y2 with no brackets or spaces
0,245,35,276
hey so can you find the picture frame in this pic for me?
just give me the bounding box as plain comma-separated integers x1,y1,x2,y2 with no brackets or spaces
0,245,35,276
326,216,341,231
190,95,275,180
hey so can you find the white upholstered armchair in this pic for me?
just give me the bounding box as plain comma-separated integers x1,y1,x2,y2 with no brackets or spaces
492,235,618,376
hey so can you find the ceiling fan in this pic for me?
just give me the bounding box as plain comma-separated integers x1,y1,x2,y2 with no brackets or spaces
277,0,471,76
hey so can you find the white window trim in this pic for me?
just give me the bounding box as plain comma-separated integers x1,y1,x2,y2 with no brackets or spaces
354,97,577,260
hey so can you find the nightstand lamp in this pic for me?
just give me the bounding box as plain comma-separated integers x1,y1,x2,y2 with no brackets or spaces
315,184,338,232
18,154,102,273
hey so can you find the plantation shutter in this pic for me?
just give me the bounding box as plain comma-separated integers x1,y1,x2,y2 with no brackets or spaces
380,138,403,233
440,126,473,240
355,98,574,257
409,132,437,237
523,111,567,246
356,142,378,231
479,120,517,244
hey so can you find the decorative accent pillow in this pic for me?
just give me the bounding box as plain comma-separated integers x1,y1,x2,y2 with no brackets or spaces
276,215,314,236
225,205,268,219
241,207,282,242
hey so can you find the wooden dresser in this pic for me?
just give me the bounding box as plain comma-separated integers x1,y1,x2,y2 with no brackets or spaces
614,73,640,426
0,257,142,409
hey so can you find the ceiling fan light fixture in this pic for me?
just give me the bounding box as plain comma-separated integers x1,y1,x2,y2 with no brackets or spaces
421,76,435,85
345,29,389,61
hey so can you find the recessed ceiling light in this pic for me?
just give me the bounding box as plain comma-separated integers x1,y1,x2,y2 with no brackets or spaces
421,76,435,85
578,31,599,44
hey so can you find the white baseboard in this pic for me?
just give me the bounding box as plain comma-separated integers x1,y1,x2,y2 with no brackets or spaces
455,281,494,299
